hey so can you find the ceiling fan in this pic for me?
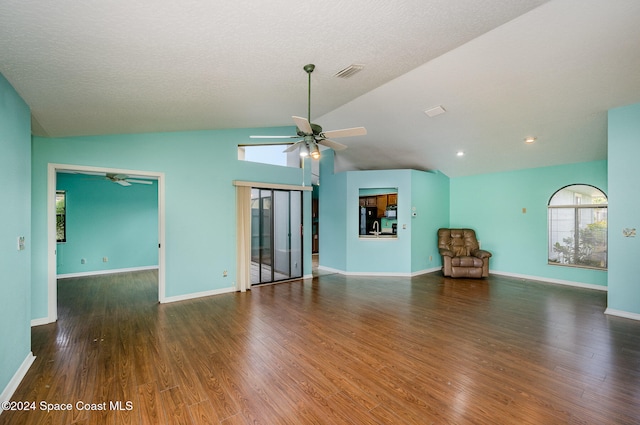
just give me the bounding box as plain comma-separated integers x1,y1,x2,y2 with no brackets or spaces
105,173,153,187
250,64,366,159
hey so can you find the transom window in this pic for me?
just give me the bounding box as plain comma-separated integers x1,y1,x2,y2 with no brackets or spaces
548,184,607,270
238,144,300,168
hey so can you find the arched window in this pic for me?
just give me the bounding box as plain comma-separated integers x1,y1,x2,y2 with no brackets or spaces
548,184,607,270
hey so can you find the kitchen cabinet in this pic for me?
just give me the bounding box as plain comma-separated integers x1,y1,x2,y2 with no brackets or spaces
359,194,398,218
359,196,378,207
376,195,388,218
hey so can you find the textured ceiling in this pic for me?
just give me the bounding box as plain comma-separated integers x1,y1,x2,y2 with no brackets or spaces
1,0,639,177
319,0,640,176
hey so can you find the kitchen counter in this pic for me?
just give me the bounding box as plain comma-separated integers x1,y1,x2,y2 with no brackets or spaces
360,233,397,239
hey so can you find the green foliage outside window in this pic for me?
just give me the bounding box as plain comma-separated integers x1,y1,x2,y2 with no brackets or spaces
56,191,66,242
551,220,607,268
548,184,607,270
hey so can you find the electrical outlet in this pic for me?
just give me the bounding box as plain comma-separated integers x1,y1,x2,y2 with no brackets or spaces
429,255,433,262
103,257,108,262
81,258,86,264
223,270,228,277
17,236,25,251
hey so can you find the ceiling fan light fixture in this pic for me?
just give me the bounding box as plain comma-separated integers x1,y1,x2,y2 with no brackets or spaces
299,143,310,157
310,143,321,160
250,64,365,153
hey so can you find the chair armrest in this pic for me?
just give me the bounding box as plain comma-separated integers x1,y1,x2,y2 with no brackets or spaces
439,248,454,257
472,249,492,259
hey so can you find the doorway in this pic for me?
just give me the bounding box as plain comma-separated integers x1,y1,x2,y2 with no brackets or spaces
250,188,302,284
46,163,165,324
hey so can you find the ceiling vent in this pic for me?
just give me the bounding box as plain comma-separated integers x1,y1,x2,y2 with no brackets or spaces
334,64,364,79
424,105,447,118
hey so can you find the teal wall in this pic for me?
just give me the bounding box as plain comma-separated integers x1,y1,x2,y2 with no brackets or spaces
318,151,449,274
31,127,312,320
450,160,608,286
56,172,158,275
411,170,450,273
318,151,347,271
346,169,412,273
608,103,640,314
0,75,32,396
320,158,606,283
359,187,397,196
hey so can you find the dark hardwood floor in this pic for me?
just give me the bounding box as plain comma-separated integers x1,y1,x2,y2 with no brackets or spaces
3,270,640,424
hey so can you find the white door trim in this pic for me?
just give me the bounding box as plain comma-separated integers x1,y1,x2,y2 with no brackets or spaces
46,163,166,323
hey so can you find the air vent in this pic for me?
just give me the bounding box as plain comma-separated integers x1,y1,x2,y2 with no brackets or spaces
334,64,364,79
424,105,446,118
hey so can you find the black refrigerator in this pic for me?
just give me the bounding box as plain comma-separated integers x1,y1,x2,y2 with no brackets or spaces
359,207,377,235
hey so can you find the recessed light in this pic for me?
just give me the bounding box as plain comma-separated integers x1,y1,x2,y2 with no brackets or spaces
524,136,537,144
424,105,446,118
456,151,464,157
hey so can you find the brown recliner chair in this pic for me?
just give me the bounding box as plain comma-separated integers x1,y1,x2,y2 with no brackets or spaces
438,228,492,278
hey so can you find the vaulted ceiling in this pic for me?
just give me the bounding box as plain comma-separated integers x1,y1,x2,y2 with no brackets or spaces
1,0,639,177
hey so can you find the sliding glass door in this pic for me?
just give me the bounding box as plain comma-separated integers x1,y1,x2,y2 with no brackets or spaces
250,188,302,285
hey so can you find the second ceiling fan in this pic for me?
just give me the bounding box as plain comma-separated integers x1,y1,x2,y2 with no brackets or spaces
251,64,366,159
105,173,153,187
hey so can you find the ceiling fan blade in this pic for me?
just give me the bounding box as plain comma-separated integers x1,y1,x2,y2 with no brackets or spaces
250,135,299,139
78,171,106,176
283,140,304,153
317,138,348,151
115,180,131,187
126,179,153,185
321,127,367,139
292,116,313,134
108,173,128,180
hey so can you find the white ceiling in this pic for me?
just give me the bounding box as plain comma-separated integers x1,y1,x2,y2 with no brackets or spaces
1,0,639,177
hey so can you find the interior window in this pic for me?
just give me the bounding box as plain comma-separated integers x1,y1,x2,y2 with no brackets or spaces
359,188,398,238
238,144,300,168
548,184,607,269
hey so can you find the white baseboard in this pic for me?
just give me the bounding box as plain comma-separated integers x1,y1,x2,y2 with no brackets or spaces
316,265,440,277
57,265,159,279
313,266,607,291
31,317,54,327
321,266,412,277
410,267,441,276
161,286,236,304
0,352,36,414
317,265,345,275
604,308,640,321
491,270,607,291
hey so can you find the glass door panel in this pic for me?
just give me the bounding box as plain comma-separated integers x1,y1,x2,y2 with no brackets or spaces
260,189,273,283
289,191,302,279
273,190,291,279
250,188,302,285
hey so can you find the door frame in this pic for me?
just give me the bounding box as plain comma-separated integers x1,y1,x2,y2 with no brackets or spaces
234,180,312,290
252,188,303,285
46,163,166,323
